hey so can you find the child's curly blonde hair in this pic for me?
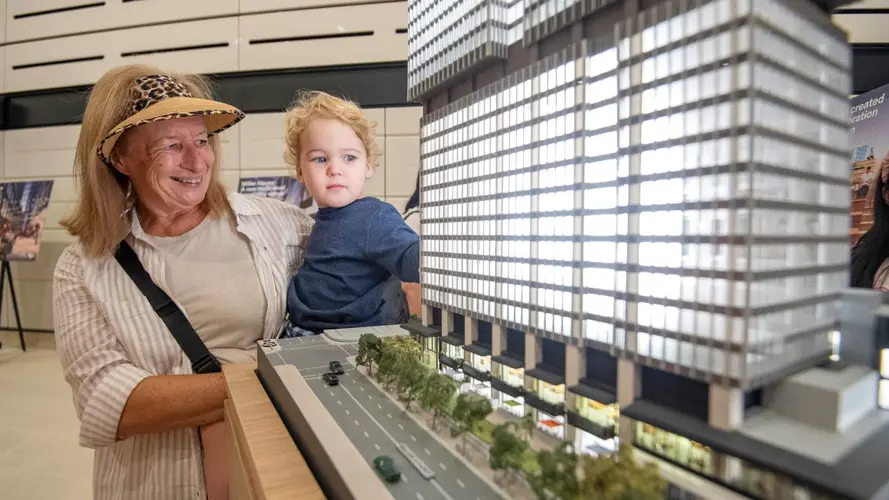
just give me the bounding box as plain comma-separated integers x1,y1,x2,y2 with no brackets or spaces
283,91,382,181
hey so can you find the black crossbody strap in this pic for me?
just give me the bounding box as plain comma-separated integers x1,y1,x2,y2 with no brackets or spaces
114,241,221,374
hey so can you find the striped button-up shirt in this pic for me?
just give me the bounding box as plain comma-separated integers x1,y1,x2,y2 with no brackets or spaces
53,193,313,500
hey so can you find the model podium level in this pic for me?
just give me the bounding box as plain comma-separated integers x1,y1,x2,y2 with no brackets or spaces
257,325,504,500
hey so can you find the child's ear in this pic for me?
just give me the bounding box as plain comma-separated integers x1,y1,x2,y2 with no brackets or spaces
365,162,373,179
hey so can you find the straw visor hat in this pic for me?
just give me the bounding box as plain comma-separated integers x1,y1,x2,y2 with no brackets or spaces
96,74,245,165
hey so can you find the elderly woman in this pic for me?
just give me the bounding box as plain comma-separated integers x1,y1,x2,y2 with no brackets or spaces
53,64,313,500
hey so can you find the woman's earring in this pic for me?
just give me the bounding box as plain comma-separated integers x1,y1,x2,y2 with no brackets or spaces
120,182,135,218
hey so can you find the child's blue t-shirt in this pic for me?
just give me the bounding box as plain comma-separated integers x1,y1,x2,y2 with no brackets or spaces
287,197,420,332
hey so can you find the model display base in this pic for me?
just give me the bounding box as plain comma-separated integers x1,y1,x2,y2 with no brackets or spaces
257,331,503,500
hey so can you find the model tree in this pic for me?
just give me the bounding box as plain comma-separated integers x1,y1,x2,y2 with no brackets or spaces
488,422,530,487
384,335,422,359
519,412,536,440
396,356,429,411
375,336,424,390
527,442,580,499
375,341,404,390
450,392,493,454
420,373,457,429
575,444,666,500
356,333,383,376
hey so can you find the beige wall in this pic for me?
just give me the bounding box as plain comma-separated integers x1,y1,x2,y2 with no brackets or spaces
0,106,421,335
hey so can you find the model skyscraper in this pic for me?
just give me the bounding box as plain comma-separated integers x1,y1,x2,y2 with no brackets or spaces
406,0,889,499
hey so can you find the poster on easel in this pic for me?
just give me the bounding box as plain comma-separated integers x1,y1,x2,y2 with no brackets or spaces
0,180,54,261
850,85,889,246
237,176,317,215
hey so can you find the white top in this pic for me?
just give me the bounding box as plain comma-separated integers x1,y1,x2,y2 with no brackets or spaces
139,214,266,365
52,193,313,500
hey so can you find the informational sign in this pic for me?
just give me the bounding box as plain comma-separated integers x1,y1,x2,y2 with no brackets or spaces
237,176,317,215
850,85,889,245
0,180,54,261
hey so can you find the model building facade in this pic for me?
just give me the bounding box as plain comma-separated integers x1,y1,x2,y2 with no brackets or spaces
405,0,889,499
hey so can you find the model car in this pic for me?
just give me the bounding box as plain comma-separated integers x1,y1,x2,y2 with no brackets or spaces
322,372,339,386
372,455,401,483
329,360,345,375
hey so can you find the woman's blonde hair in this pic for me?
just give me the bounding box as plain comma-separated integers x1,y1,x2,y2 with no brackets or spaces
60,64,231,259
283,91,382,180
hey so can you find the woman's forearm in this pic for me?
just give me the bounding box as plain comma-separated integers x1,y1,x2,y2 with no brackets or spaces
117,373,227,439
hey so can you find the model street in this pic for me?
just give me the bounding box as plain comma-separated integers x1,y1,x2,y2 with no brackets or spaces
275,336,501,500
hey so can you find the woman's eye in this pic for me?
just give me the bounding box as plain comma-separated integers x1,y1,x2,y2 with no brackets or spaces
345,155,357,162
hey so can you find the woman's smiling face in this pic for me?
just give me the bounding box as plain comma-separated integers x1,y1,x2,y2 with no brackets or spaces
113,116,215,218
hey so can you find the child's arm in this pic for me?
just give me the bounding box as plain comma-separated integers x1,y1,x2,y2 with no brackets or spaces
364,204,421,283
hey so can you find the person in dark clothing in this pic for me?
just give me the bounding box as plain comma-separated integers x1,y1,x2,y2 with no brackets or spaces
283,91,420,334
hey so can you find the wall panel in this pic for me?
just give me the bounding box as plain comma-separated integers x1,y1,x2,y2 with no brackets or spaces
6,0,239,42
833,14,889,44
238,2,408,72
5,18,239,92
239,0,371,13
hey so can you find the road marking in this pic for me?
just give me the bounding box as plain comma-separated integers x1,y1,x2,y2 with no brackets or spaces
402,476,409,484
398,424,404,430
424,448,431,456
354,420,359,426
457,479,464,488
416,493,423,500
410,435,417,442
374,443,381,451
345,410,350,416
369,395,373,400
439,463,447,471
387,413,392,418
337,400,342,405
339,385,454,500
430,479,456,500
330,392,335,397
360,387,364,392
377,404,382,409
364,431,369,438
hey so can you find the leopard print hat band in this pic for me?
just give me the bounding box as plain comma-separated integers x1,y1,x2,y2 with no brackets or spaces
96,74,245,165
130,74,195,113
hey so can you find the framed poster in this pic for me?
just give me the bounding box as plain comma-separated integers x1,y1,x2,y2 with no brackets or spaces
0,180,54,261
850,86,889,245
237,176,317,215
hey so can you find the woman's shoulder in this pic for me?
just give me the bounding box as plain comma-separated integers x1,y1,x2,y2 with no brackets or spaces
230,192,313,223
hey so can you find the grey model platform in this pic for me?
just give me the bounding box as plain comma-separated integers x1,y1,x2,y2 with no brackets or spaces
257,326,503,500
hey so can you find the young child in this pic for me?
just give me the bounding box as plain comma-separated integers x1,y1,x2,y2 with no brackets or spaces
283,91,420,334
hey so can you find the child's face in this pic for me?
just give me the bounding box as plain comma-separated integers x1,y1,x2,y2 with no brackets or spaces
299,118,372,209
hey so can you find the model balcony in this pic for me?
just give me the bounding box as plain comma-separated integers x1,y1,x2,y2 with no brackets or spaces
525,366,566,416
439,336,465,371
491,378,525,398
567,379,619,441
463,344,492,382
491,353,525,397
400,322,441,338
524,392,566,417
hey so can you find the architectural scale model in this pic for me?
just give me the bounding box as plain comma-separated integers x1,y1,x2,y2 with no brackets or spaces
252,1,889,500
404,0,889,499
